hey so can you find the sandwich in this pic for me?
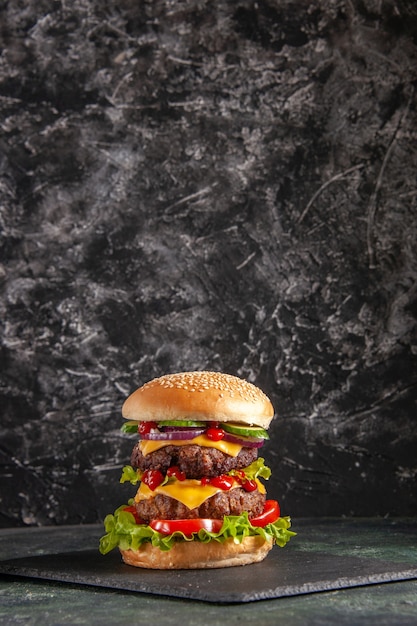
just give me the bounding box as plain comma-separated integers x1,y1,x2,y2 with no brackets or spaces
99,371,295,569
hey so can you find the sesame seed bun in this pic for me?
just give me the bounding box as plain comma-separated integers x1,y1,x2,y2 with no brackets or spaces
122,371,275,429
120,535,273,569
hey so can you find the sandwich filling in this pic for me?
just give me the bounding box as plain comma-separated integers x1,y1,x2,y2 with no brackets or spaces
99,376,296,558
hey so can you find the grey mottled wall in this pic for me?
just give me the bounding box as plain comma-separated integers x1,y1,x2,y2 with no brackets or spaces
1,0,416,526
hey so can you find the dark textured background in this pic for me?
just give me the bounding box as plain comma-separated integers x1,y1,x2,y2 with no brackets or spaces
1,0,416,527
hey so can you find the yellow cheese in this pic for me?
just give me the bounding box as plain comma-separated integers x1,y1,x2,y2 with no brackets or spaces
139,435,243,458
135,478,265,510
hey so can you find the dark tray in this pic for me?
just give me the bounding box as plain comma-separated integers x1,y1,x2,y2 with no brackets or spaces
1,546,416,603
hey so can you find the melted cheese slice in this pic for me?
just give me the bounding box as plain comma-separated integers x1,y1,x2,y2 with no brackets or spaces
135,478,265,510
139,435,243,458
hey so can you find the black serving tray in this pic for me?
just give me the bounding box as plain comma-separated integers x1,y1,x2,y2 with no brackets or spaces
1,545,416,603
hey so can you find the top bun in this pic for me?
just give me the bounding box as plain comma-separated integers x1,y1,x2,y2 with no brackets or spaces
122,371,275,429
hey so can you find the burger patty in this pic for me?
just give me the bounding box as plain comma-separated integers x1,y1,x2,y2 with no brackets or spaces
130,443,258,478
135,488,266,522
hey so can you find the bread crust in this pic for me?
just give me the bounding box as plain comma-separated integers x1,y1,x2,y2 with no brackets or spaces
120,535,273,569
122,371,274,429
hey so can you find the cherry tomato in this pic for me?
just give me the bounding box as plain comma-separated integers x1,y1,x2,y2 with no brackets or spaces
206,427,225,441
123,506,144,525
150,518,223,536
249,500,280,527
167,465,186,481
142,469,164,490
138,421,158,435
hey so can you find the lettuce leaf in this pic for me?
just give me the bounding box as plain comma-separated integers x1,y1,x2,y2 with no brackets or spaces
230,457,271,481
99,501,296,555
120,465,142,485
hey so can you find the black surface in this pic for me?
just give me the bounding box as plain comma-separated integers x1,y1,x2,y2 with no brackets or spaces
1,0,417,529
1,547,417,604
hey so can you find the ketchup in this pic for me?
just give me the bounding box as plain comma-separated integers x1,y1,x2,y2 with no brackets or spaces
138,421,158,435
167,465,186,481
142,469,164,490
206,427,225,441
201,474,234,490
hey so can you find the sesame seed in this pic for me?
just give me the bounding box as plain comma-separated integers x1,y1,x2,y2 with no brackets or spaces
139,371,271,407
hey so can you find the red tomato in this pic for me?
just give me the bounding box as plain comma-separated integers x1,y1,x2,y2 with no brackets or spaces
142,469,164,490
249,500,280,527
150,518,223,536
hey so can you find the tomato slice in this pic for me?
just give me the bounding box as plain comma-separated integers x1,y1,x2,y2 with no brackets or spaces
149,518,223,536
249,500,280,527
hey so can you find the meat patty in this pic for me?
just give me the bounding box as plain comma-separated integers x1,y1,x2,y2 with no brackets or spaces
135,487,266,522
131,443,258,478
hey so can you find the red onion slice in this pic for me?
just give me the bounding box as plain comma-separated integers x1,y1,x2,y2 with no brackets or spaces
162,426,205,433
223,432,264,448
140,427,205,441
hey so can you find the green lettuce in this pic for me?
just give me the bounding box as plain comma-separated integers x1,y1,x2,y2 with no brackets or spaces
99,501,296,555
230,457,271,481
119,465,142,485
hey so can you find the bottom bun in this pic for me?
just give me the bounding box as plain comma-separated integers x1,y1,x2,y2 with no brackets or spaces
120,536,274,569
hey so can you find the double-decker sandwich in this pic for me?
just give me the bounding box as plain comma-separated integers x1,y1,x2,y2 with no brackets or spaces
99,371,295,569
